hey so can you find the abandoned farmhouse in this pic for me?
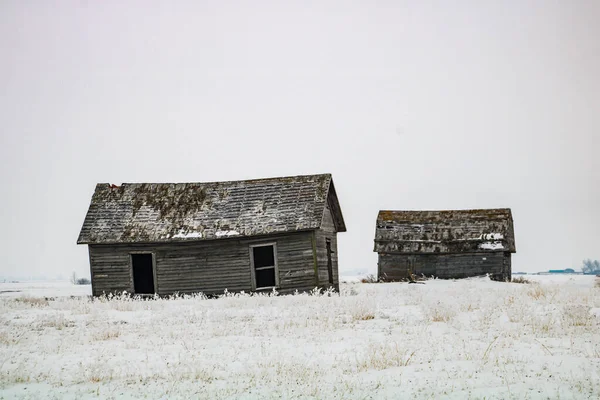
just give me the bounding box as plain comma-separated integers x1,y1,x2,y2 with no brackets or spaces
77,174,346,296
374,209,516,281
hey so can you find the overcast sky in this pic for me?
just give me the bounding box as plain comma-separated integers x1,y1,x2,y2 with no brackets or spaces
1,0,598,280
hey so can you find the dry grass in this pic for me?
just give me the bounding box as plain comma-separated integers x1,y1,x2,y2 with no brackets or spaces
353,342,416,372
512,276,532,284
563,305,595,327
426,303,456,322
528,285,547,300
14,296,49,307
360,274,378,283
93,327,122,341
0,331,13,345
35,313,74,330
350,298,378,321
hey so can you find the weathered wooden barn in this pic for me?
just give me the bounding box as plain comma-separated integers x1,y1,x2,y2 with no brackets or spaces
77,174,346,296
373,209,516,281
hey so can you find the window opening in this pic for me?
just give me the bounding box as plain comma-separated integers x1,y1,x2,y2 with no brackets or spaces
251,244,277,289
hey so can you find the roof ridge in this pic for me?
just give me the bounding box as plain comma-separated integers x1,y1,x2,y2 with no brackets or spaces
378,208,512,213
101,173,332,187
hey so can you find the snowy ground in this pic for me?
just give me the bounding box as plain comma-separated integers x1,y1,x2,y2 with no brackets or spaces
524,274,596,287
1,276,599,399
0,281,91,298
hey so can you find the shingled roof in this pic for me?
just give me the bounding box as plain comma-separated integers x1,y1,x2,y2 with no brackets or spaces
77,174,345,244
374,209,515,254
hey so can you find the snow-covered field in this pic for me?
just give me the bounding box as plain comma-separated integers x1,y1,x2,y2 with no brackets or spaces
0,281,91,298
1,276,599,399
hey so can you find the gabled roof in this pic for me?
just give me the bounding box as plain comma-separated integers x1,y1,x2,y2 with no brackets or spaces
374,208,516,254
77,174,346,245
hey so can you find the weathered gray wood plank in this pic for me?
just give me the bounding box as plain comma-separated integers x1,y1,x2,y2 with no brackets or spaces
88,231,324,296
378,252,511,281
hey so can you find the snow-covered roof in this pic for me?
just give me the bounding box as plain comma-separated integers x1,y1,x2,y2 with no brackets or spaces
374,209,516,254
77,174,346,244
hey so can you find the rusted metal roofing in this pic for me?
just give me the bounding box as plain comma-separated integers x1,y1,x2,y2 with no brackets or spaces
374,208,516,254
77,174,346,244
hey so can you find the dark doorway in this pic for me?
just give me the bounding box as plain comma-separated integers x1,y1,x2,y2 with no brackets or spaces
131,253,155,294
251,244,277,289
326,239,334,284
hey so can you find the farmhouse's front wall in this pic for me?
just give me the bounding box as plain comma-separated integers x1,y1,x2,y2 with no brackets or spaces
88,231,338,296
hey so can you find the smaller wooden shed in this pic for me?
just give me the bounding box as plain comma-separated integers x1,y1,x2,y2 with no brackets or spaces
77,174,346,296
373,209,516,281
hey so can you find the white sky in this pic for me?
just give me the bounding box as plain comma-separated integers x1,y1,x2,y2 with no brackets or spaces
1,0,598,279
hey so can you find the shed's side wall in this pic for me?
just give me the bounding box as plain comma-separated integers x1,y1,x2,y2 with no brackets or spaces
378,252,511,281
315,202,339,290
88,231,317,296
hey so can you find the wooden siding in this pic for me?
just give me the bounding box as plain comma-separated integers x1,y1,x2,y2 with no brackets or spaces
88,231,319,296
315,202,339,291
378,252,511,282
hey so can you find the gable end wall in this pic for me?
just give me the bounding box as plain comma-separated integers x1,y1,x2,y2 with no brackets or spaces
314,202,339,291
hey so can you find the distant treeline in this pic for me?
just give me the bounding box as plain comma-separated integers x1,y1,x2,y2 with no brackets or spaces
581,259,600,275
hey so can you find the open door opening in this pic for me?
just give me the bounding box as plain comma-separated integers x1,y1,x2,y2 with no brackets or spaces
131,253,155,294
